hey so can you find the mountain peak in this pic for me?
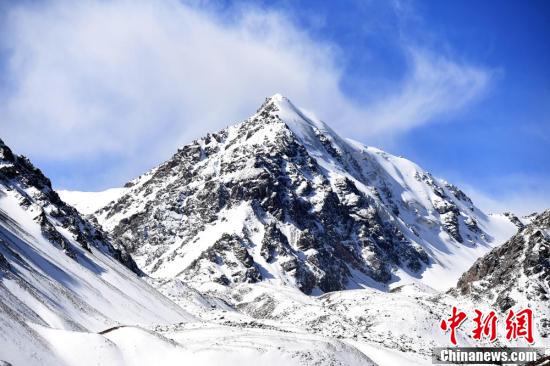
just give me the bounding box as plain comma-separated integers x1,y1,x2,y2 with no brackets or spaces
268,92,287,102
256,93,294,116
87,95,519,294
254,93,334,151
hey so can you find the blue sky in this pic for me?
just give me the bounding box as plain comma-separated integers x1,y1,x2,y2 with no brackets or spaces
0,0,548,214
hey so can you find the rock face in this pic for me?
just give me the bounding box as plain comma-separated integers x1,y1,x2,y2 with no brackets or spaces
93,94,514,293
456,210,550,336
0,138,139,273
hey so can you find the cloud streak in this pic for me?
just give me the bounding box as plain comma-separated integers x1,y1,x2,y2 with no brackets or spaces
0,0,491,189
458,175,550,216
360,48,491,135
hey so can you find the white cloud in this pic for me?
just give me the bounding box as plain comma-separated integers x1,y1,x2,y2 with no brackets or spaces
359,48,491,135
0,0,491,188
457,176,550,216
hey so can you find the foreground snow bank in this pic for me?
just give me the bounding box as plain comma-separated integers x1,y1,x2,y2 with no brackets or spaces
31,324,376,366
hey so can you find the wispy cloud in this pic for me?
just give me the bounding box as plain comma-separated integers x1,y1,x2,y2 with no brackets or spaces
0,0,492,189
359,48,491,135
455,175,550,216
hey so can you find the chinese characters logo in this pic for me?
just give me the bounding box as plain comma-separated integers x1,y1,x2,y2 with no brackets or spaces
440,307,534,345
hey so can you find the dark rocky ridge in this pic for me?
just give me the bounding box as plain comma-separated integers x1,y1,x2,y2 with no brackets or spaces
0,138,140,274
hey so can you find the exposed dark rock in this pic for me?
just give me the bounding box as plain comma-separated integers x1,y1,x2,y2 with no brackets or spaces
444,182,472,205
0,251,10,272
260,223,291,263
188,234,262,285
503,212,525,229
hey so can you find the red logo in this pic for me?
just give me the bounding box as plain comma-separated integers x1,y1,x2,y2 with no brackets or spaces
440,306,467,345
472,309,498,342
506,308,534,344
440,307,535,345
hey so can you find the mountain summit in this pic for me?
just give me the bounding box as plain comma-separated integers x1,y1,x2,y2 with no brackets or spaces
70,95,517,293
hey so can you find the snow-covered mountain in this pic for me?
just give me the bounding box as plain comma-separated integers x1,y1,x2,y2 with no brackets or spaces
57,188,128,215
63,94,518,294
0,138,195,365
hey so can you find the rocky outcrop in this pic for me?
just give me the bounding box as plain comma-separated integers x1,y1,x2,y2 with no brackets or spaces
455,210,550,336
187,234,262,286
503,211,525,229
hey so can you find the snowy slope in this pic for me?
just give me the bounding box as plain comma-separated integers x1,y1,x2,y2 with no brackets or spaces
80,94,518,293
270,95,519,289
32,322,376,366
0,187,381,365
58,188,127,215
156,278,550,365
0,138,194,365
0,190,193,330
